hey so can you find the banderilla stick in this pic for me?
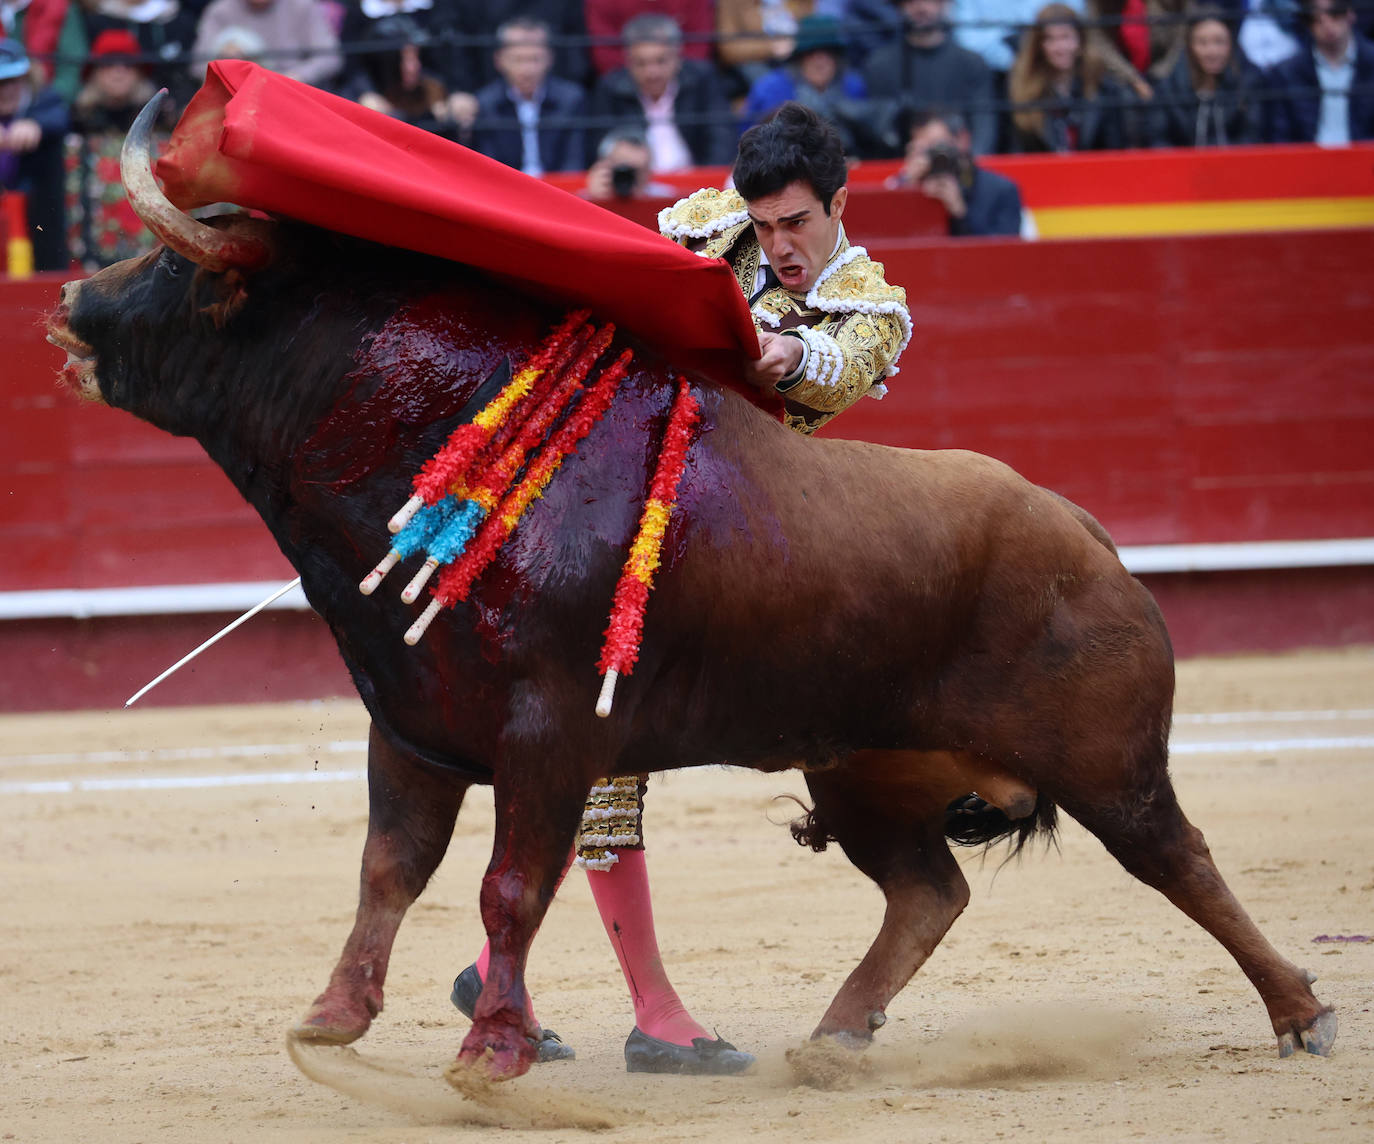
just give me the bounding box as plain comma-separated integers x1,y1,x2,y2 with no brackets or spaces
124,577,303,707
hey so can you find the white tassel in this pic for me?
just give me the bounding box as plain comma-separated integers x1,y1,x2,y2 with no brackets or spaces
595,669,619,718
388,494,424,535
359,550,400,595
404,599,443,645
400,557,439,604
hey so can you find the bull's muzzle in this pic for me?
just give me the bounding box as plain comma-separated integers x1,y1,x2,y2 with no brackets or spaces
47,281,101,401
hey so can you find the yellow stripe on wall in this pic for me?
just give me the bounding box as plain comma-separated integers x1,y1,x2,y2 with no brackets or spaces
1031,196,1374,238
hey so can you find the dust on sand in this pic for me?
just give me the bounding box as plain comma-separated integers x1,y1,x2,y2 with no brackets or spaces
784,1005,1145,1091
2,648,1372,1142
285,1035,624,1129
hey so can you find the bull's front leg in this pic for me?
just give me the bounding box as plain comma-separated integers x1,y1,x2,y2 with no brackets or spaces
456,701,591,1080
294,722,467,1044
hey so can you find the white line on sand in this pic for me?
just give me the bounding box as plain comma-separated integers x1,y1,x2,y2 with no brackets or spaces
2,732,1374,796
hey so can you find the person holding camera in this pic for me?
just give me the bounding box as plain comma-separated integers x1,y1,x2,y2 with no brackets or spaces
888,109,1026,236
580,125,679,200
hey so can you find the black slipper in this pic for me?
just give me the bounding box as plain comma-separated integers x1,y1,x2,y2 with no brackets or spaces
623,1027,755,1075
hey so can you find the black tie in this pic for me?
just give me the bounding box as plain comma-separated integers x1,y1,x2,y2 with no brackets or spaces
749,265,780,305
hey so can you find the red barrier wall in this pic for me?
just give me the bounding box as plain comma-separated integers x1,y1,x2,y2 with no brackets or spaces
832,227,1374,546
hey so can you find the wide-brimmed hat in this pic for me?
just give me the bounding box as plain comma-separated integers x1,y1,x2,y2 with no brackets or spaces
0,37,31,81
84,29,149,80
791,16,846,59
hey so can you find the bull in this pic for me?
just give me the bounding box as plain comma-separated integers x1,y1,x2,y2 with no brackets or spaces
45,105,1336,1082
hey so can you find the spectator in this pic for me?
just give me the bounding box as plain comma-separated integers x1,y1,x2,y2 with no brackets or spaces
70,26,160,131
862,0,999,154
716,0,811,95
1005,2,1132,150
584,0,715,76
471,17,587,173
741,14,873,154
341,14,456,137
589,13,736,169
0,36,67,269
1264,0,1374,142
580,124,679,198
67,29,173,267
202,20,263,62
337,1,465,97
83,0,204,107
191,0,342,89
887,107,1027,233
451,0,591,90
11,0,90,102
813,0,903,68
1151,6,1261,144
952,0,1074,74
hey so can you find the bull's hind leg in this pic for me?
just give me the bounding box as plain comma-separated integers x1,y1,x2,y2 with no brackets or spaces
295,722,468,1044
802,752,971,1044
1060,774,1336,1057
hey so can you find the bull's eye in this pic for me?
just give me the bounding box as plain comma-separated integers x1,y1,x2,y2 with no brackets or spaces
157,249,181,278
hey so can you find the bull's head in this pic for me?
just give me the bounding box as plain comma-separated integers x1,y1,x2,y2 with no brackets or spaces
46,91,274,406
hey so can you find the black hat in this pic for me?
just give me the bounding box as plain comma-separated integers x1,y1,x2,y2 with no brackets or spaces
791,16,846,60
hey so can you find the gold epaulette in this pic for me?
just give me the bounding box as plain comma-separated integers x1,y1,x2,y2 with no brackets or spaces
658,188,752,259
808,246,909,315
805,245,913,371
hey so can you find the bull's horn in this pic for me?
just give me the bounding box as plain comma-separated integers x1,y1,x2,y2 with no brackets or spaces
121,90,270,272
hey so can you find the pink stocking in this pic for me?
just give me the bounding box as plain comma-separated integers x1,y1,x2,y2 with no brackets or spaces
585,848,711,1045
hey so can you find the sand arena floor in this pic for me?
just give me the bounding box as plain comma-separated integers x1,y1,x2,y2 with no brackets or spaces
2,647,1372,1142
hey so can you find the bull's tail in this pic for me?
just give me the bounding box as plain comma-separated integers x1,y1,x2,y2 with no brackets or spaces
943,791,1058,854
787,791,1058,855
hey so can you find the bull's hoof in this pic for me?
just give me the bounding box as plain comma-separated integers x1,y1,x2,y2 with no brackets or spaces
786,1034,874,1090
1277,1008,1338,1059
456,1024,536,1081
623,1028,755,1075
292,995,375,1045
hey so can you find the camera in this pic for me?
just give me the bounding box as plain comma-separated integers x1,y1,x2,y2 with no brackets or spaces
610,164,639,198
923,141,963,179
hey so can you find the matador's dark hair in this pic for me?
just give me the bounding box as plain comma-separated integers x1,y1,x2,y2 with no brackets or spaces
732,101,848,215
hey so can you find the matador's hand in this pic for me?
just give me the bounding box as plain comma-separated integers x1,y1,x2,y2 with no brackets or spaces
744,330,803,390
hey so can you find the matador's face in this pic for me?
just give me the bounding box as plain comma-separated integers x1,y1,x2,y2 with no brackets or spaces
744,180,848,295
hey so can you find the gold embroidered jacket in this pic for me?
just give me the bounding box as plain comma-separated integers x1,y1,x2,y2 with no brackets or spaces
658,187,912,435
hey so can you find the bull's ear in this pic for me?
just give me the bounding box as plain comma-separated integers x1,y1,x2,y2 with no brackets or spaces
198,267,250,328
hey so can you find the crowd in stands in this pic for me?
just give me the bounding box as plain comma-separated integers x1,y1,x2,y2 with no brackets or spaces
1,0,1372,268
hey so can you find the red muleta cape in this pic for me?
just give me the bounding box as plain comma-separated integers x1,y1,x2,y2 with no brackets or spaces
156,61,769,404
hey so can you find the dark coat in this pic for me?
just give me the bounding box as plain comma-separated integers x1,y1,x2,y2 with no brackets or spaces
862,37,998,156
1150,56,1262,146
2,86,69,270
471,76,589,173
588,58,736,167
950,166,1023,237
1006,75,1130,153
1263,34,1374,143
